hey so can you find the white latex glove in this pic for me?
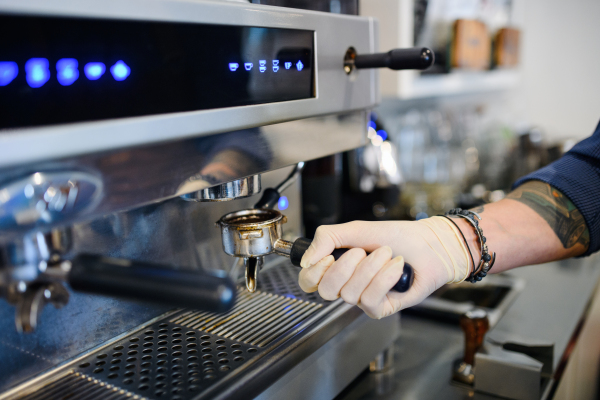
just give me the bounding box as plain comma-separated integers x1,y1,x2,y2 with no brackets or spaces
298,217,471,319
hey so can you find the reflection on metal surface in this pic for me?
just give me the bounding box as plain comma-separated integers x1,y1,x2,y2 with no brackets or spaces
369,346,394,372
13,283,69,334
15,370,144,400
180,175,261,202
171,289,323,347
0,112,365,239
0,171,102,231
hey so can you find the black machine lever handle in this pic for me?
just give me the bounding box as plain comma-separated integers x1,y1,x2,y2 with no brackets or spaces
347,47,434,72
288,238,414,293
67,255,236,313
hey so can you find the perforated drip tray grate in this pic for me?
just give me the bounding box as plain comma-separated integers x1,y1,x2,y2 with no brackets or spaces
72,318,260,399
10,262,334,400
18,370,144,400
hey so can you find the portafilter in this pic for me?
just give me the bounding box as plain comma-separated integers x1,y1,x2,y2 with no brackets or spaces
217,208,415,293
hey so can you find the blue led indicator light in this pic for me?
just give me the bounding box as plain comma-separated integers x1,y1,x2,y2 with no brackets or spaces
259,60,267,73
56,58,79,86
376,130,388,141
272,60,279,72
284,62,292,70
244,62,253,71
229,63,239,71
84,62,106,80
367,121,377,130
278,196,289,211
0,62,18,86
25,58,50,88
110,60,130,81
296,60,304,71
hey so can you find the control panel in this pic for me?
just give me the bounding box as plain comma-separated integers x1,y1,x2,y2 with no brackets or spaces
0,15,314,129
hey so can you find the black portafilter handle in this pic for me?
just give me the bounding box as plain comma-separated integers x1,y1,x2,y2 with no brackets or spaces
68,254,236,313
289,238,414,293
354,47,434,71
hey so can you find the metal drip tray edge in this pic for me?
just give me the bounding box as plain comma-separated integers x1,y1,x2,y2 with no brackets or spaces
198,301,360,400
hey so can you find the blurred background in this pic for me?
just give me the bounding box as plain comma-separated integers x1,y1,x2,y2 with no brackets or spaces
253,0,600,231
249,4,600,397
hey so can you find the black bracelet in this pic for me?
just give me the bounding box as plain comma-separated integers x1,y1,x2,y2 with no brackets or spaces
441,215,476,278
445,208,496,283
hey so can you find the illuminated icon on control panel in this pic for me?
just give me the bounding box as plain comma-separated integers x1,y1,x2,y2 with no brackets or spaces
25,58,50,88
296,61,304,71
56,58,79,86
284,62,292,70
272,60,279,72
0,62,18,86
244,62,253,71
84,62,106,80
259,60,267,73
229,63,239,71
110,60,130,81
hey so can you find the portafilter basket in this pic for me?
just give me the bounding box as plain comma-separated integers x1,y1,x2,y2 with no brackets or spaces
217,209,414,293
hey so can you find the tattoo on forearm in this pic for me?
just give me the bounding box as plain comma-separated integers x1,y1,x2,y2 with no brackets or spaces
507,181,590,250
472,205,485,214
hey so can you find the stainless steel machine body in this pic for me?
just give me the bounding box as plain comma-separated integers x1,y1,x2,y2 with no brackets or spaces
0,0,403,398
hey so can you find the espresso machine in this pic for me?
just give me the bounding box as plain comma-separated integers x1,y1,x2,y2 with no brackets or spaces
0,0,433,398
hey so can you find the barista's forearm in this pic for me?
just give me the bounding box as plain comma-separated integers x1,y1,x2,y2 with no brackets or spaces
453,181,590,274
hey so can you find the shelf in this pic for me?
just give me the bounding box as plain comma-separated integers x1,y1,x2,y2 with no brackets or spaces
394,69,520,99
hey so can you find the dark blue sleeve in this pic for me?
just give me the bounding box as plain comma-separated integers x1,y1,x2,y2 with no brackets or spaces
513,120,600,256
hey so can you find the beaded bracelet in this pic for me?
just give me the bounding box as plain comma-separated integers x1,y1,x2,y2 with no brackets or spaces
445,208,496,283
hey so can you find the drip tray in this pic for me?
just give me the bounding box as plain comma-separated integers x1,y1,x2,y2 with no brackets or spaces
4,264,342,400
71,317,260,399
409,274,525,327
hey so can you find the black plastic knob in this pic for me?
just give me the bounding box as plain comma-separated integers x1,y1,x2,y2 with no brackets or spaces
352,47,434,71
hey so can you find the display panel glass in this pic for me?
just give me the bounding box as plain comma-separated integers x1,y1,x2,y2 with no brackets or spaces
0,15,314,129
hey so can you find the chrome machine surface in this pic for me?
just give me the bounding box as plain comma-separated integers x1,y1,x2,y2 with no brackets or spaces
0,0,425,398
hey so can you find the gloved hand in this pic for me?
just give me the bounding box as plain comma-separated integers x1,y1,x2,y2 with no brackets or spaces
298,217,472,319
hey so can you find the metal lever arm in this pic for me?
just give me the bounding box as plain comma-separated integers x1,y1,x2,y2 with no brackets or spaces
288,238,414,293
67,254,236,312
350,47,434,71
254,162,304,209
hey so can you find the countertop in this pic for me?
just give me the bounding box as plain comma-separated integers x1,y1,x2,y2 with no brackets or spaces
336,253,600,400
